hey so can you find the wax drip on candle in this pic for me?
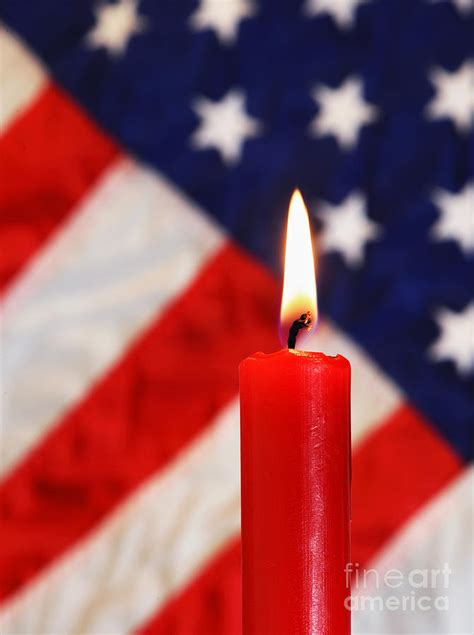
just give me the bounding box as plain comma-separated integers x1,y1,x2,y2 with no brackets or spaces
287,311,312,349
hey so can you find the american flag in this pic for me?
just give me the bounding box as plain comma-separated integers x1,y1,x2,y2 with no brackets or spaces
0,0,473,633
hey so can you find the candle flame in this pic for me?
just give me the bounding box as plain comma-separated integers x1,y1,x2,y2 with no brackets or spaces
280,189,318,348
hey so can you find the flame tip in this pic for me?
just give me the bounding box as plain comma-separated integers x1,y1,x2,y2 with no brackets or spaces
290,188,303,201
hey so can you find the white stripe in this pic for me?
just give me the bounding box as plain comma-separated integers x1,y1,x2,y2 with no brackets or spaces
304,322,403,444
0,24,47,132
352,466,474,634
0,157,224,475
0,399,241,635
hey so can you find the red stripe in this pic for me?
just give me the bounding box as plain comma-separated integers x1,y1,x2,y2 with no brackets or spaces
0,242,279,601
133,406,463,634
0,84,118,293
136,539,242,635
351,403,463,566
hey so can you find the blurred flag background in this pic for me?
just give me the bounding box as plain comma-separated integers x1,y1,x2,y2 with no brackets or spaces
0,0,473,633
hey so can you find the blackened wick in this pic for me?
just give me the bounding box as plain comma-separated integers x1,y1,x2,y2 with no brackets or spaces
287,311,312,349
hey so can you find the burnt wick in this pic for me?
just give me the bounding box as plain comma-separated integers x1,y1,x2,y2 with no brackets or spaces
287,311,312,349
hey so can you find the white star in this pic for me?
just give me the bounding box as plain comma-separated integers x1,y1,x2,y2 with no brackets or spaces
318,192,382,266
85,0,148,57
189,0,256,45
451,0,473,14
431,183,474,255
310,77,379,150
303,0,371,29
430,303,474,376
426,60,474,133
191,90,261,165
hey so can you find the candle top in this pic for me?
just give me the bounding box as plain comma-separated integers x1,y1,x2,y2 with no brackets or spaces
242,348,350,369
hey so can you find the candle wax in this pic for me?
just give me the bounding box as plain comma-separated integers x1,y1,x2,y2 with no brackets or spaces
240,349,351,635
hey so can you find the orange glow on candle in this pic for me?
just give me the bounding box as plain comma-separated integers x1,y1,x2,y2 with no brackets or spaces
280,189,318,347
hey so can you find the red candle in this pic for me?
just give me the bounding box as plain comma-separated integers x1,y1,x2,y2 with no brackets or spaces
239,191,351,634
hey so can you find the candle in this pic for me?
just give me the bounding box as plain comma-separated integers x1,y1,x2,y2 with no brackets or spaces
239,191,351,634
